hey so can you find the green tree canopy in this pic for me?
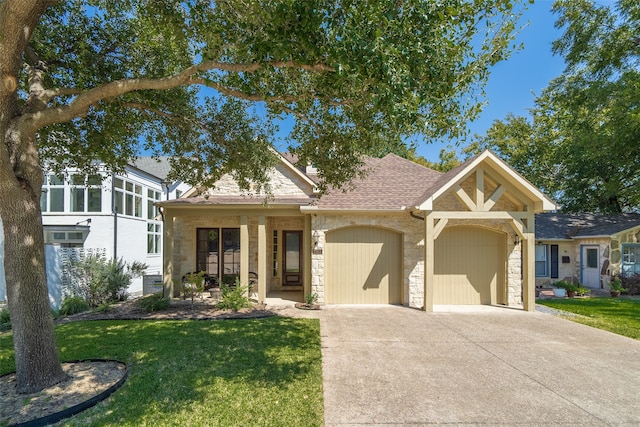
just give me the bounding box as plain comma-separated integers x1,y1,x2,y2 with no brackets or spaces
0,0,526,393
469,0,640,213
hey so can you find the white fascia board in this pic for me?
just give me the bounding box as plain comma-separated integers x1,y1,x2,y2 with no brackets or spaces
273,149,319,193
300,206,404,214
418,150,556,212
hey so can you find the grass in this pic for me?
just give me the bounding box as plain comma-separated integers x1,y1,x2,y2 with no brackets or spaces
0,317,324,426
537,297,640,340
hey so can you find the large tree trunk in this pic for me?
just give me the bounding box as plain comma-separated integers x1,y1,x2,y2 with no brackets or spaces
0,129,67,394
1,0,66,393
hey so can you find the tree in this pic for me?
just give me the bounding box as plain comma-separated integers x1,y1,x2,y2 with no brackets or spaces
0,0,524,392
469,0,640,213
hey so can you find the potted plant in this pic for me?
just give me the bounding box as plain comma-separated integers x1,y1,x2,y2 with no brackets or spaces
551,281,569,297
609,278,626,297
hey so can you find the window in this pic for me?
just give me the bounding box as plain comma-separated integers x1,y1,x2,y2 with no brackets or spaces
622,244,640,277
147,223,161,254
535,244,548,277
70,174,102,213
196,228,240,285
273,230,278,277
114,178,142,217
147,189,160,219
40,174,65,212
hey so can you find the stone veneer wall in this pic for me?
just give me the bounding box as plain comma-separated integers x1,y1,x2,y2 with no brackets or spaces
610,225,640,282
311,213,425,308
204,163,312,197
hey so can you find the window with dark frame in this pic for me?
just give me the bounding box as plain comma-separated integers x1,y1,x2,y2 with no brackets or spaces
196,228,240,285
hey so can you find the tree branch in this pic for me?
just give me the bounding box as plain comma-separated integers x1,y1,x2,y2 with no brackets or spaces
122,101,209,132
23,60,335,130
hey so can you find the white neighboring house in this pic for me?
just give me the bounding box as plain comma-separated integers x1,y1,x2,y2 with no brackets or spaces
0,157,190,307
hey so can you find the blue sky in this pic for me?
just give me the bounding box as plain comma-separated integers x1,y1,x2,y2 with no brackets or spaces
416,0,567,161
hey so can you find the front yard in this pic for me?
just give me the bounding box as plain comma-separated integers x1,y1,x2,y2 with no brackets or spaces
537,297,640,340
0,317,324,426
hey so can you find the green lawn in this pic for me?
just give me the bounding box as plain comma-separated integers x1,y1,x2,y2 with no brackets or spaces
537,297,640,340
0,317,324,426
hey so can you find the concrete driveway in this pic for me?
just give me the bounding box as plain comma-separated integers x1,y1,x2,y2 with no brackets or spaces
319,305,640,426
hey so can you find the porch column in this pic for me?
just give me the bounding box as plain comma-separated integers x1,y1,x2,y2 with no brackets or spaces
522,219,536,312
423,211,435,312
304,214,312,297
240,215,249,286
258,215,267,303
162,208,174,299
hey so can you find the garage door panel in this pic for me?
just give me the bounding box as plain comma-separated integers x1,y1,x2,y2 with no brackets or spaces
434,226,506,305
325,227,401,304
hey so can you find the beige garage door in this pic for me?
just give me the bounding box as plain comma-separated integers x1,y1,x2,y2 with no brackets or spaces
434,226,506,305
325,226,402,304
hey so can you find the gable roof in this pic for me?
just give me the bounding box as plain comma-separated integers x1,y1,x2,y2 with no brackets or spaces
307,154,443,211
416,150,556,212
130,156,172,180
535,212,640,240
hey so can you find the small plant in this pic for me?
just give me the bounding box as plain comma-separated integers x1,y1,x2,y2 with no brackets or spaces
217,280,252,311
575,286,591,296
553,280,582,293
136,293,171,312
93,303,112,313
59,296,90,316
304,292,319,306
182,271,206,307
610,278,627,293
0,307,11,331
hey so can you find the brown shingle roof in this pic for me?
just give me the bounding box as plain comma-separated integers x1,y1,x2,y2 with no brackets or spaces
316,154,443,210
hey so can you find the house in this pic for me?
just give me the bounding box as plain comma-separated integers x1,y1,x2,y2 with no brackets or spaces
534,213,640,289
158,150,555,311
0,157,191,306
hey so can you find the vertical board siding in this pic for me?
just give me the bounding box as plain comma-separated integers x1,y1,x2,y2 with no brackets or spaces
325,226,401,304
434,226,506,305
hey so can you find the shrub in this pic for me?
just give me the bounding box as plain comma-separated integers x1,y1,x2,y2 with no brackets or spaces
66,255,147,306
304,292,319,306
137,293,171,312
217,280,252,311
0,307,10,331
620,274,640,295
60,296,90,316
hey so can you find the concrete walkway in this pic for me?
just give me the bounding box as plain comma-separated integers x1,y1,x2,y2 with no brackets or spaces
319,305,640,426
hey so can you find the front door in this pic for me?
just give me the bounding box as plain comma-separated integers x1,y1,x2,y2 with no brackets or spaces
283,230,302,286
581,245,600,288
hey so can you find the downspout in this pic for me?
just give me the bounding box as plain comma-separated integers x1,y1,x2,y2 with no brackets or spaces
111,172,117,259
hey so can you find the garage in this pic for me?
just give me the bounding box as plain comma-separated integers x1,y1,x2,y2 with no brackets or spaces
434,226,507,305
325,226,402,304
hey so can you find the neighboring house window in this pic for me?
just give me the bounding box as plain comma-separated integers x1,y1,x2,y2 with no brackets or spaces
41,174,65,212
147,189,160,219
147,223,161,254
70,174,102,212
175,189,182,199
535,244,548,277
196,228,240,285
114,178,142,217
622,244,640,277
